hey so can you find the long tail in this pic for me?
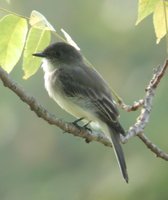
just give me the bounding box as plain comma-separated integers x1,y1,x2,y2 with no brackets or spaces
108,125,128,183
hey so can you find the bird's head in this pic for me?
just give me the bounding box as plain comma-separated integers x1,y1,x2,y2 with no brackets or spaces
33,42,83,68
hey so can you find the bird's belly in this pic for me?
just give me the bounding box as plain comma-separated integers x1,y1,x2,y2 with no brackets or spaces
44,73,96,122
53,91,98,123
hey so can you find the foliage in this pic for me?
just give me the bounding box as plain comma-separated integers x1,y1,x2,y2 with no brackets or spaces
0,14,27,72
23,27,50,79
136,0,168,43
0,1,168,78
0,10,80,79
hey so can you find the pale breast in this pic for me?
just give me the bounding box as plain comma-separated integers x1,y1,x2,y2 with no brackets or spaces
43,69,94,120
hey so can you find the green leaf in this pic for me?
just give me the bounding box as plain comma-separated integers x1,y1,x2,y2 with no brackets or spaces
136,0,159,25
153,1,168,44
0,14,28,73
23,27,51,79
29,10,55,31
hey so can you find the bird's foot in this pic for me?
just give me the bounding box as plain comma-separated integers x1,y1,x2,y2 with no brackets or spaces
72,118,92,132
73,117,84,125
83,121,92,144
72,117,84,128
83,121,92,133
71,118,92,143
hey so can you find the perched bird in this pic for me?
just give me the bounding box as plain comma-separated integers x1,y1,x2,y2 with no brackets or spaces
33,42,128,183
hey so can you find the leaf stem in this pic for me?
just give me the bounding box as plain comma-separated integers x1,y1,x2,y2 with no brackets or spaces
0,7,29,20
163,1,168,55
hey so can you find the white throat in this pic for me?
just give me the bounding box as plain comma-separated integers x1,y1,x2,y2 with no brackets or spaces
41,58,57,73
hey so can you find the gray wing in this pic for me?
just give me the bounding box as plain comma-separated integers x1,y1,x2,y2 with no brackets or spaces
56,65,124,134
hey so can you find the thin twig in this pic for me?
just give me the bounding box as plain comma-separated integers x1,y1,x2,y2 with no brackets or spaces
138,133,168,160
121,59,168,161
0,7,29,19
111,88,144,112
119,99,144,112
122,60,168,143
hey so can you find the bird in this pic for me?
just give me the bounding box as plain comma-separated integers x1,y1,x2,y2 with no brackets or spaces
33,42,128,183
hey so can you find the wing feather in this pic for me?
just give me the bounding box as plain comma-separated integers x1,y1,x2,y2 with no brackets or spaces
56,65,123,130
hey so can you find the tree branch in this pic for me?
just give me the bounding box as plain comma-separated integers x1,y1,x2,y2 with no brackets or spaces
121,59,168,160
138,133,168,160
0,59,168,161
118,98,144,112
0,66,112,147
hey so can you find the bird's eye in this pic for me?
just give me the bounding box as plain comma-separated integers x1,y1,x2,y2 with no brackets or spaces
55,51,61,57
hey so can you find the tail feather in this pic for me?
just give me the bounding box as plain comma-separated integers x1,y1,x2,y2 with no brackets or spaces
108,126,128,183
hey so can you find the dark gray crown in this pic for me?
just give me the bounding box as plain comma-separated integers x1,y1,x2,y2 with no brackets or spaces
42,42,83,64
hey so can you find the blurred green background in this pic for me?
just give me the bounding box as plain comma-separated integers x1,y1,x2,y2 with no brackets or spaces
0,0,168,199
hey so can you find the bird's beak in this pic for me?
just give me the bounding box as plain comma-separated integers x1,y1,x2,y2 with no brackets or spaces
32,52,45,57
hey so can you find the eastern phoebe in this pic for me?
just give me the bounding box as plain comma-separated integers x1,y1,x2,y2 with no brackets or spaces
33,42,128,183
